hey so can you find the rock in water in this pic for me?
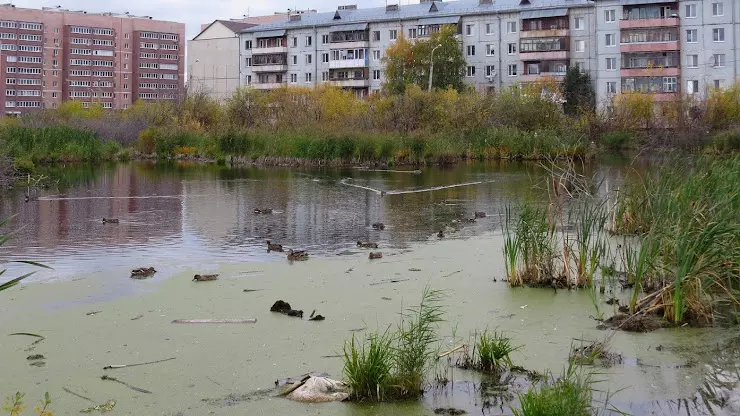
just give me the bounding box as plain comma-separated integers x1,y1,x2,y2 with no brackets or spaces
285,376,349,403
270,300,291,313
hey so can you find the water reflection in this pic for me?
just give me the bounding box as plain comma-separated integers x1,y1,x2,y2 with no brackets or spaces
0,161,633,283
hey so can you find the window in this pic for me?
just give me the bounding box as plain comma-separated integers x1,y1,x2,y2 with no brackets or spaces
485,65,495,77
713,54,726,67
486,44,495,56
305,36,312,46
606,57,617,70
712,2,724,16
605,10,616,23
291,37,298,47
686,55,698,68
466,45,475,56
686,29,697,43
322,34,329,44
292,55,297,65
486,23,493,35
507,64,517,76
245,57,252,67
322,53,329,63
389,30,397,40
321,71,328,81
305,72,312,83
373,50,380,61
687,80,699,94
306,54,312,64
575,40,585,52
244,40,252,49
507,21,517,33
685,4,696,18
408,28,417,38
713,28,725,42
574,17,584,30
372,31,380,41
714,79,724,89
663,77,677,93
466,24,473,36
290,73,297,83
372,70,381,80
507,43,516,54
466,66,476,77
52,92,57,98
605,33,615,47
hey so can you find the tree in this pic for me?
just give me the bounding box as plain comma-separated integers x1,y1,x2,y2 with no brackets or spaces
382,25,466,94
561,66,595,115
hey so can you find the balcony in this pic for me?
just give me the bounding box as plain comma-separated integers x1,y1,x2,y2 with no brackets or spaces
252,82,287,90
327,78,369,88
621,67,679,77
253,46,288,54
519,73,566,83
329,58,368,69
620,41,679,53
252,64,288,73
620,17,679,29
518,50,569,61
520,29,569,39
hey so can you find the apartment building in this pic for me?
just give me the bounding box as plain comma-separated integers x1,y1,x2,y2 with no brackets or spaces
0,4,185,115
239,0,596,97
237,0,740,104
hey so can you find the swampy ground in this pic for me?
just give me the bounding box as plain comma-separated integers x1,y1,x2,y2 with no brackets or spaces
0,161,738,415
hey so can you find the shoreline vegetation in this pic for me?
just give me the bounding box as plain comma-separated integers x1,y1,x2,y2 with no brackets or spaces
1,79,739,175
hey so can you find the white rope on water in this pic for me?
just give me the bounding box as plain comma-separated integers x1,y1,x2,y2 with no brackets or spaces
340,178,486,196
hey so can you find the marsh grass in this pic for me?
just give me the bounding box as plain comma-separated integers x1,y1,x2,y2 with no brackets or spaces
342,288,445,401
511,363,619,416
476,329,521,373
0,216,51,292
615,156,740,325
503,202,557,287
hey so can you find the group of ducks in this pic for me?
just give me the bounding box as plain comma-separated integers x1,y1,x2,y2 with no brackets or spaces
437,211,487,239
130,266,218,282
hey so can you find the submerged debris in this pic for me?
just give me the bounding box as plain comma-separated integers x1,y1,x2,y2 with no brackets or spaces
285,376,349,403
356,241,378,249
598,313,665,332
372,222,385,230
101,375,152,394
434,408,467,415
171,319,257,324
270,300,304,318
570,339,623,367
474,211,487,218
254,208,272,214
80,400,116,413
369,252,383,260
101,218,119,224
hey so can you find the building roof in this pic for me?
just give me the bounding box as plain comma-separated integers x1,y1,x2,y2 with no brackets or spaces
218,20,258,33
241,0,591,34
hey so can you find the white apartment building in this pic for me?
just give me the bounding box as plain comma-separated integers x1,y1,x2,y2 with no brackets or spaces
229,0,740,103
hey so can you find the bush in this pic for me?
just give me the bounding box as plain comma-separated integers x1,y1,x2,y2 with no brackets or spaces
712,130,740,153
600,131,634,151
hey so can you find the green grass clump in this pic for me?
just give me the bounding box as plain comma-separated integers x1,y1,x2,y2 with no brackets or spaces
503,201,556,287
511,364,606,416
342,288,444,401
477,329,520,373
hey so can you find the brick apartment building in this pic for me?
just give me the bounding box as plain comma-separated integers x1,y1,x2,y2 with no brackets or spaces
0,4,185,115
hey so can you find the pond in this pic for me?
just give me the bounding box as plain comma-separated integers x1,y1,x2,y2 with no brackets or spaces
0,160,737,415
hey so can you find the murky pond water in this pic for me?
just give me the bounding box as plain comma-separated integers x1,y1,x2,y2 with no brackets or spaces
1,160,738,415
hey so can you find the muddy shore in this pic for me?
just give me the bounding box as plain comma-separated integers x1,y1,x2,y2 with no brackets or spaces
1,233,738,415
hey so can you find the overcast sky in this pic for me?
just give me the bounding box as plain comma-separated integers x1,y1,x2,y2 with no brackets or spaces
12,0,407,40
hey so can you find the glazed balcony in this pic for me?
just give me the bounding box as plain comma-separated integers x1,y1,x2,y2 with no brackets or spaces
620,41,679,53
252,64,288,73
520,28,569,39
327,78,369,88
518,50,569,61
329,30,369,49
253,46,288,54
620,17,679,29
329,58,368,69
252,82,287,89
621,67,679,77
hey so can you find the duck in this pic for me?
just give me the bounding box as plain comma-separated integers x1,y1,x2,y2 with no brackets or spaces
437,230,445,238
357,241,378,249
463,217,477,223
474,211,487,218
369,252,383,260
130,267,156,279
193,274,218,282
102,218,119,224
254,208,272,214
267,240,284,252
372,222,385,230
287,249,309,261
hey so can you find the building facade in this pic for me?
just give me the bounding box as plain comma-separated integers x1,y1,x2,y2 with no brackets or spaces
0,4,185,115
237,0,740,104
